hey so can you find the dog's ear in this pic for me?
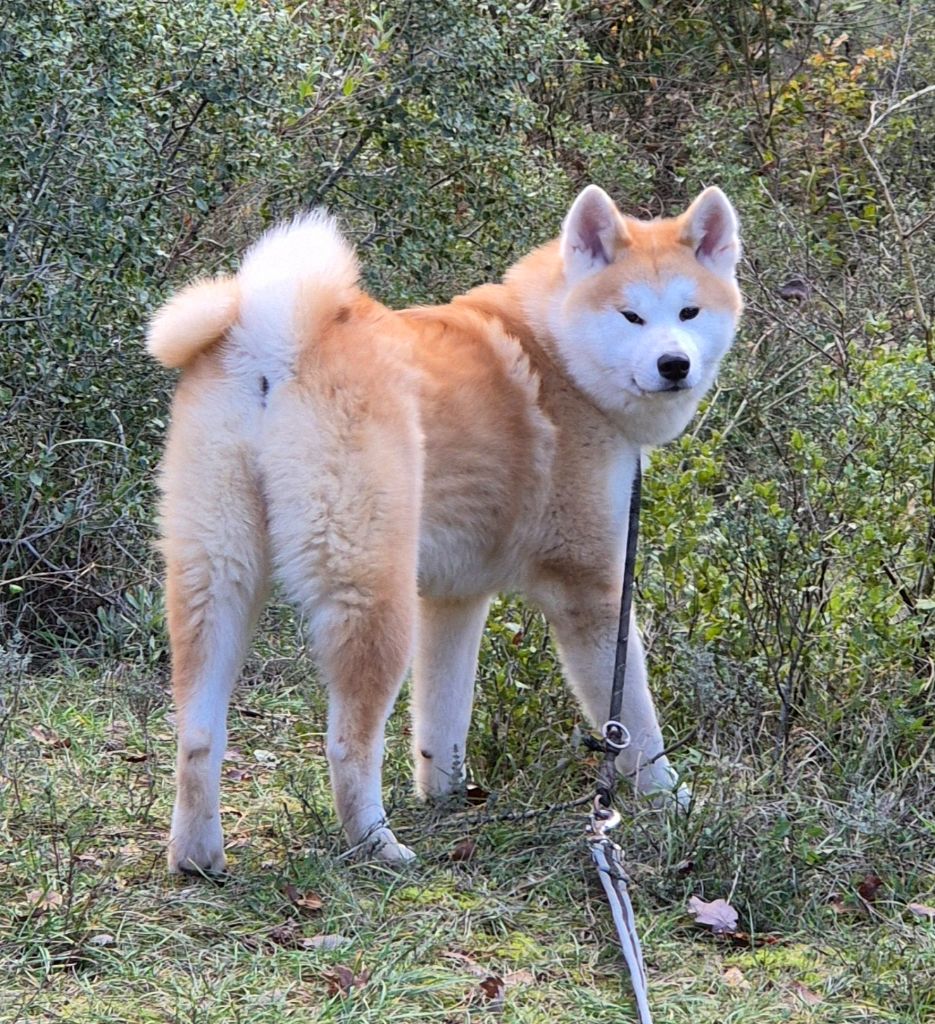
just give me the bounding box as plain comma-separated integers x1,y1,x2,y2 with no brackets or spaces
681,187,741,278
560,185,628,284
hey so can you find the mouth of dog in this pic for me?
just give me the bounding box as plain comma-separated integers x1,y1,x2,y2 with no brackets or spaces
630,379,692,397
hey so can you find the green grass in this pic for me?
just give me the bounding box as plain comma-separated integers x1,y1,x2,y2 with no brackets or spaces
1,635,933,1024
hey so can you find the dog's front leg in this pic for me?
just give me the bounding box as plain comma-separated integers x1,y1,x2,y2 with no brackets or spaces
537,583,688,805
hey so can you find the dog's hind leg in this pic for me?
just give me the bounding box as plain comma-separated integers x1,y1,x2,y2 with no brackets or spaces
411,595,490,801
161,366,269,874
260,376,422,862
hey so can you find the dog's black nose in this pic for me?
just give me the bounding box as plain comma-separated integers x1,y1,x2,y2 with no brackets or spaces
657,353,691,382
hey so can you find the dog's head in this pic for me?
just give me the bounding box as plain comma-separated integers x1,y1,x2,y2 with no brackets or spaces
543,186,742,444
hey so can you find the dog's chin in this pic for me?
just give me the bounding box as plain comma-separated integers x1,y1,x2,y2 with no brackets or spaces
611,381,699,445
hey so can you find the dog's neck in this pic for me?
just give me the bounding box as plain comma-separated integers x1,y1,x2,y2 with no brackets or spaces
450,269,641,454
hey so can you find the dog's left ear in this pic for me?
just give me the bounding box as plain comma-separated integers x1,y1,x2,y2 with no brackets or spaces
681,187,741,279
560,185,628,284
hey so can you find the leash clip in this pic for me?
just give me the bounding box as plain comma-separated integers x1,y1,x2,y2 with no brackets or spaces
602,719,631,751
589,793,621,837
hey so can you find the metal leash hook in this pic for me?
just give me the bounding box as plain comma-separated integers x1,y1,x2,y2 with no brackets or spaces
585,457,653,1024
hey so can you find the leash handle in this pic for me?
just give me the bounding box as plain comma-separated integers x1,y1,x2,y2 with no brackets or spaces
590,839,653,1024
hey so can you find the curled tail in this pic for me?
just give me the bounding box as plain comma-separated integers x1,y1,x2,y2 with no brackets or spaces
146,276,240,369
146,210,359,371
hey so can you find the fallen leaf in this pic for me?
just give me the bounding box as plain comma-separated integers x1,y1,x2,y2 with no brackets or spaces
674,858,695,877
268,922,299,946
25,890,64,912
827,892,851,914
477,975,505,1006
324,964,369,996
908,902,935,921
283,883,324,913
441,949,486,975
450,838,477,862
722,966,750,989
102,720,130,751
857,873,883,903
30,726,70,749
300,934,350,950
790,981,822,1006
465,783,489,806
688,895,739,934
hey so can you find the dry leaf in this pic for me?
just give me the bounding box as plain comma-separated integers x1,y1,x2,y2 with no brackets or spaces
103,720,130,751
722,966,749,989
301,934,350,951
283,883,324,913
268,922,299,946
827,892,851,914
790,981,822,1006
908,902,935,921
26,889,63,912
450,838,477,863
30,725,70,749
477,974,505,1007
324,964,369,996
674,858,695,877
465,783,489,806
688,895,739,934
857,873,883,903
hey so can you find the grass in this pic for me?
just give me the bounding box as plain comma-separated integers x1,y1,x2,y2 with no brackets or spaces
1,609,933,1024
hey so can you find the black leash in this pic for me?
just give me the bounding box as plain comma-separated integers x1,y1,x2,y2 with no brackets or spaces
586,457,653,1023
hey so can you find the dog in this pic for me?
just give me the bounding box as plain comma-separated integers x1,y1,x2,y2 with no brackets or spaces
147,185,742,873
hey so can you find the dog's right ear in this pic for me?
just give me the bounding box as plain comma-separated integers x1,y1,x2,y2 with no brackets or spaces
560,185,628,285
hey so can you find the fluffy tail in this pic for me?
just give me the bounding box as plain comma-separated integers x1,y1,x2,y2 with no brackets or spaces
146,210,359,370
146,276,240,369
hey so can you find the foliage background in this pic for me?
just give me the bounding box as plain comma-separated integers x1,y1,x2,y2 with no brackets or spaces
1,1,933,1021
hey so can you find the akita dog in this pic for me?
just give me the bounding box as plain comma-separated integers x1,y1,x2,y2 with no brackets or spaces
147,185,741,873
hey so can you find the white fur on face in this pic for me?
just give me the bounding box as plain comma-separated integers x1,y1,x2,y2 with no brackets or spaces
549,274,736,444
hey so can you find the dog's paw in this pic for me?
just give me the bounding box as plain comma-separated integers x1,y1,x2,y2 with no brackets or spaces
354,826,417,865
168,819,227,876
646,782,692,812
634,761,691,812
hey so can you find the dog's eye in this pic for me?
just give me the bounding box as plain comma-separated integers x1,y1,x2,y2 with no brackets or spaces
679,306,700,321
621,310,644,325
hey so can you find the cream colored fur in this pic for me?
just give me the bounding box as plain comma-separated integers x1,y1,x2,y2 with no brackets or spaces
148,188,742,873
